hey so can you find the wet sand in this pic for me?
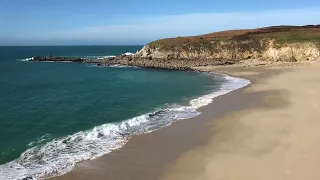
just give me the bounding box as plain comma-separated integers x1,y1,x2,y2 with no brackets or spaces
53,62,320,180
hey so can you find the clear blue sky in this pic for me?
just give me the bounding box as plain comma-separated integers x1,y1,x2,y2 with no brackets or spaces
1,0,320,45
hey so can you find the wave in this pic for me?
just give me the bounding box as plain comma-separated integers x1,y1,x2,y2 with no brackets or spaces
87,64,138,68
0,73,250,180
28,134,52,147
122,52,135,56
18,57,34,61
108,64,137,68
82,55,116,60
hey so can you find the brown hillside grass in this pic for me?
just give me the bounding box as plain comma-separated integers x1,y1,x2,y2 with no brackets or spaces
148,25,320,49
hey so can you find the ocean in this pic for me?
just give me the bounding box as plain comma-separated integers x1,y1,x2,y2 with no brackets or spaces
0,46,249,179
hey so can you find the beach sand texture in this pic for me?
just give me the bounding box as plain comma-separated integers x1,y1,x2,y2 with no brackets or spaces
53,62,320,180
162,63,320,180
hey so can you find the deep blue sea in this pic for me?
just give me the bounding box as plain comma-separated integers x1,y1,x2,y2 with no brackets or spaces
0,46,249,179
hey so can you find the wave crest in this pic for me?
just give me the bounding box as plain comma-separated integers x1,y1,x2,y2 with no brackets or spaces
19,57,34,61
122,52,135,56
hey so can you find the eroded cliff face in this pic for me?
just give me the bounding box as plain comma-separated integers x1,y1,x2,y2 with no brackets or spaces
262,41,320,61
135,39,320,62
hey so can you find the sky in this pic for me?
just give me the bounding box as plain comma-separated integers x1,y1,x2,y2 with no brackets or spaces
0,0,320,45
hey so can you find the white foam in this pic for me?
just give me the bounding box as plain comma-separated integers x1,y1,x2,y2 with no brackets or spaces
82,55,116,60
0,73,250,180
190,73,250,109
60,61,73,63
19,57,34,61
108,64,133,68
87,64,135,68
28,134,52,147
97,55,116,60
122,52,135,56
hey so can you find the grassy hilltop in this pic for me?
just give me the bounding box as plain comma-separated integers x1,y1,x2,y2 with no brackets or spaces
136,25,320,62
148,25,320,50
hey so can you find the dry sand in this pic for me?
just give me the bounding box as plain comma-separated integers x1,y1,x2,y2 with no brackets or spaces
162,62,320,180
53,61,320,180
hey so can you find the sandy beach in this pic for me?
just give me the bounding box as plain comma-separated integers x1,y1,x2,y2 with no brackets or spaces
162,61,320,180
52,61,320,180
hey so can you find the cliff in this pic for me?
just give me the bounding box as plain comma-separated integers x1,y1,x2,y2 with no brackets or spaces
32,25,320,70
135,25,320,62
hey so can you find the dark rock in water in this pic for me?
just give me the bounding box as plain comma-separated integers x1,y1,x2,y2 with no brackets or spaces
30,54,236,72
32,56,85,62
23,177,34,180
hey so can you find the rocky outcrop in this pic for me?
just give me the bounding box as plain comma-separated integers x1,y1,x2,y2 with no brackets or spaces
33,56,85,62
262,41,320,61
95,55,236,70
31,55,235,71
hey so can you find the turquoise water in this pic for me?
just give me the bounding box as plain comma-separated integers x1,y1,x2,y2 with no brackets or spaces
0,46,248,179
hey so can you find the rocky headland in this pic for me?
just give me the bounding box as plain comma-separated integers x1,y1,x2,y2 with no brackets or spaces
31,25,320,70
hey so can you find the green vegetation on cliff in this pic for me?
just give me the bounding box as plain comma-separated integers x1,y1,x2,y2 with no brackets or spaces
148,25,320,50
140,25,320,61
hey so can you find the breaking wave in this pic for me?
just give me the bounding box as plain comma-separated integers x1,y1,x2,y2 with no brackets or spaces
18,57,34,61
0,73,250,180
81,55,116,60
122,52,135,56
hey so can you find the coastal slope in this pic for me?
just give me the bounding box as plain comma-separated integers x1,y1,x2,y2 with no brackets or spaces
136,25,320,62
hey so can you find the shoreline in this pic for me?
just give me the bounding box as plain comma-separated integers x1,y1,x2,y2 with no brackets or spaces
51,63,282,180
6,59,318,179
0,62,249,179
47,67,251,180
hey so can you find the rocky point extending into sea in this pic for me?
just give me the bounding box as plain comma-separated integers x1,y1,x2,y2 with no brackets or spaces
32,54,236,71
